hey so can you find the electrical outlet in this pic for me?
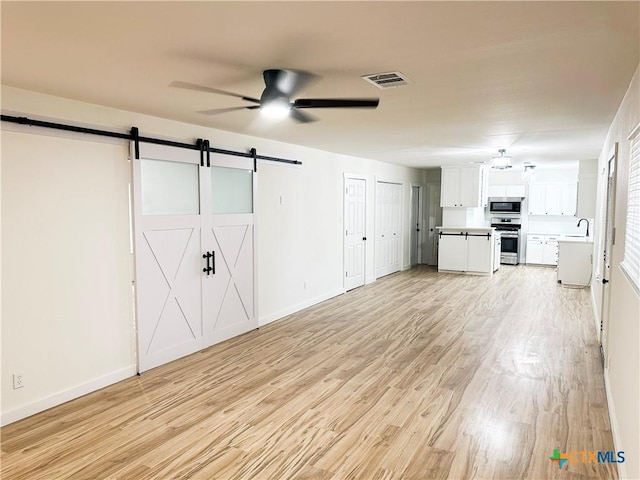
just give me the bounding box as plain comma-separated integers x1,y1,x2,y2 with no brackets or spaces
13,374,24,389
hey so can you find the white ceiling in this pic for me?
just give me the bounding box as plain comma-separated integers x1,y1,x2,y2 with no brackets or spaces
1,2,638,168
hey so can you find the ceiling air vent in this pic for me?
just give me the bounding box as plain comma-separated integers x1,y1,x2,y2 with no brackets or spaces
361,71,413,89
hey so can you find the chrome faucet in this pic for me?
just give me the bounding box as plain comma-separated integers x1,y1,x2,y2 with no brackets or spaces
577,218,590,237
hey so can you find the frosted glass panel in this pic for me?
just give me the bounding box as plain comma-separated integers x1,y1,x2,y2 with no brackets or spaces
211,166,253,214
141,159,200,215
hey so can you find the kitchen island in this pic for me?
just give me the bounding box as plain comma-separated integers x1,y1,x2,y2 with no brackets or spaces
437,227,500,276
557,235,594,286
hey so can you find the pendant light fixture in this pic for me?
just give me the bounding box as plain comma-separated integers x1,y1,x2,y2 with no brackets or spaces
491,149,512,169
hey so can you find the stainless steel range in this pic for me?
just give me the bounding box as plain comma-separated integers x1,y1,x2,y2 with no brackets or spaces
491,217,522,265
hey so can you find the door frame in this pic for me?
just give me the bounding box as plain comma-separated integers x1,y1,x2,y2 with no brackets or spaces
410,183,424,266
425,182,442,266
600,143,618,365
343,174,368,291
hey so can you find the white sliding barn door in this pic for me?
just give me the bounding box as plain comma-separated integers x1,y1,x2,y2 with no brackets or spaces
344,177,366,291
133,144,257,373
375,181,402,278
133,144,204,372
202,158,256,347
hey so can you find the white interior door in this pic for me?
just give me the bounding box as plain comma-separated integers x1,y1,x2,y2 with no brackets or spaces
133,145,257,373
375,181,402,278
133,144,204,372
600,146,617,362
344,177,366,291
410,185,421,266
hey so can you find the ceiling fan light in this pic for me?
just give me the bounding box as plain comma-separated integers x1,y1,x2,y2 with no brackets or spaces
260,98,291,120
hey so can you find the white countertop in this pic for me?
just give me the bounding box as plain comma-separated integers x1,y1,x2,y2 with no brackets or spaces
436,226,495,232
558,235,594,244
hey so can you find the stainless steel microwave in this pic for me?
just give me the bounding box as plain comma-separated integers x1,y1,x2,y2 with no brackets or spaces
489,200,521,214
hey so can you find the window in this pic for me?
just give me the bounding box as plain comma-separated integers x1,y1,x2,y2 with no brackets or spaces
621,124,640,294
211,166,253,214
140,158,200,215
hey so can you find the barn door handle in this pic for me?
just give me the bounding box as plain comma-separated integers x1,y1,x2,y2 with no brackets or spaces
211,251,216,274
202,252,213,275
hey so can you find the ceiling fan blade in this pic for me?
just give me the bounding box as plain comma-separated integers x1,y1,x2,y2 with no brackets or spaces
197,106,257,116
290,108,317,123
263,69,317,97
170,81,261,104
293,98,379,109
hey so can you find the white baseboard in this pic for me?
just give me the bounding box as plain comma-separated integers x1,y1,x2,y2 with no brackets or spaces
604,369,627,479
259,287,345,327
1,365,137,426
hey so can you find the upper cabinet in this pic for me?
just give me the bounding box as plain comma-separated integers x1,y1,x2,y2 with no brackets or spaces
441,166,488,207
528,182,577,216
488,184,526,198
575,159,598,218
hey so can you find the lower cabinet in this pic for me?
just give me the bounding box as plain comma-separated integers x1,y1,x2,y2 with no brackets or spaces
438,234,467,271
438,229,495,275
467,235,493,273
526,234,559,266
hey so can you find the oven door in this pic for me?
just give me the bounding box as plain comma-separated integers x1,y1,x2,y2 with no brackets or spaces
501,234,519,254
498,232,520,265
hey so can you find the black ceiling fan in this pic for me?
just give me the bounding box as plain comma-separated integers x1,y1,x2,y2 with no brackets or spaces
170,69,379,123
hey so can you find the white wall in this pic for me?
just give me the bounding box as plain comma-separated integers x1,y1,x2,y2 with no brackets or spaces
1,86,423,424
591,64,640,480
1,129,136,424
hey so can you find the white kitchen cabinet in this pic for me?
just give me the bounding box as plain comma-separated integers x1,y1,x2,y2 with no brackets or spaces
528,183,577,216
527,184,546,215
488,184,526,198
557,238,593,285
526,234,559,266
526,235,545,264
467,234,493,273
561,184,577,216
441,168,461,208
438,232,467,271
437,227,496,275
576,174,597,218
441,166,487,207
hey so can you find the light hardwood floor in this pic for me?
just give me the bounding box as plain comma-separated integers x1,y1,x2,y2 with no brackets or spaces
1,266,616,479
